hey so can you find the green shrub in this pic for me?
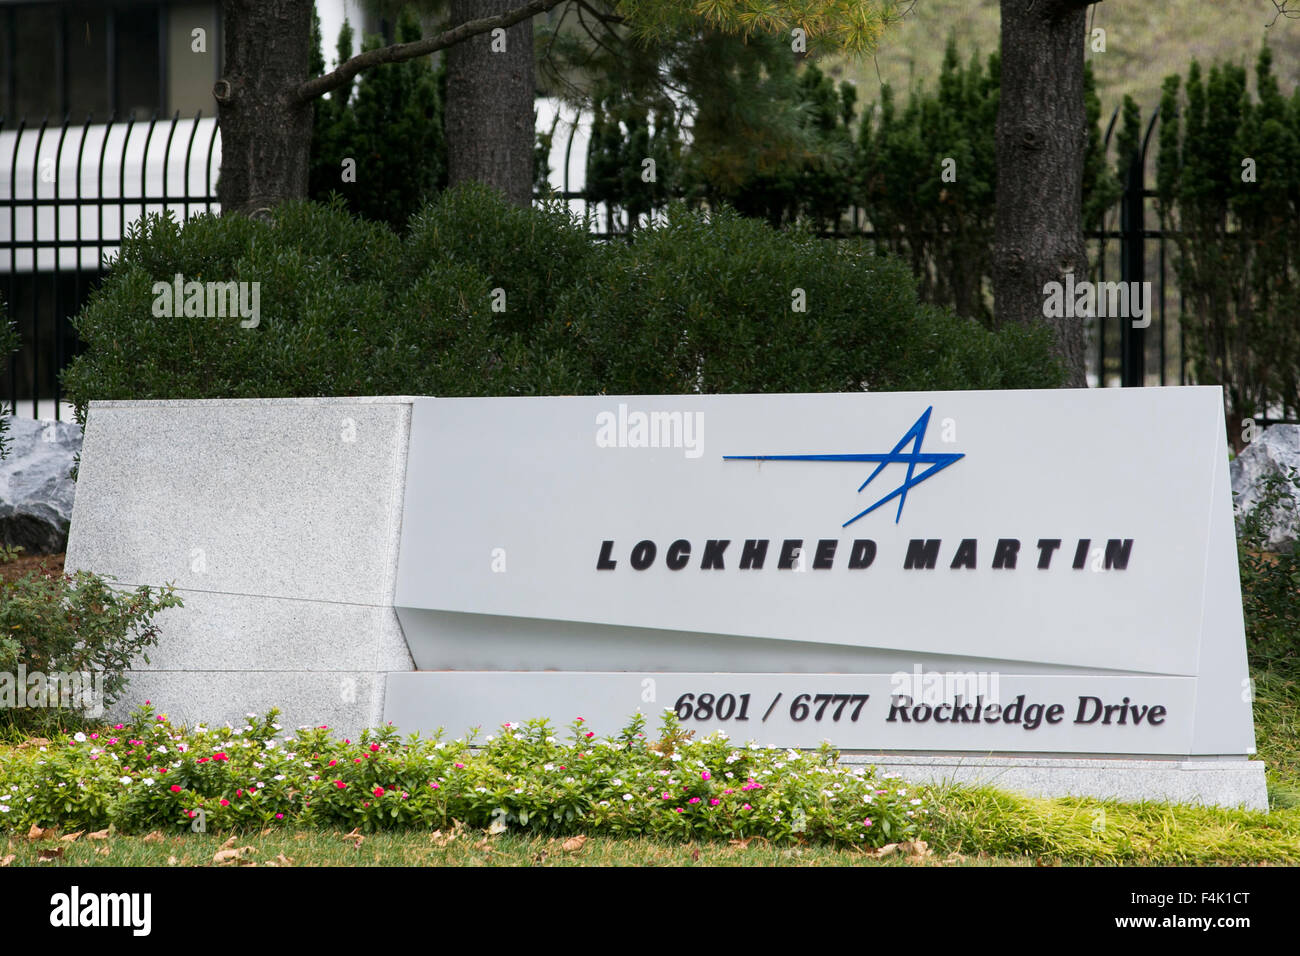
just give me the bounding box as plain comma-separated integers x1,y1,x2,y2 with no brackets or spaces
61,184,1064,418
1236,469,1300,666
0,703,926,846
0,547,182,734
553,203,1064,394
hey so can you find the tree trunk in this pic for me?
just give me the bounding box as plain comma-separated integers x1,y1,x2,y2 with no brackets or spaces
445,0,535,206
216,0,315,217
995,0,1091,387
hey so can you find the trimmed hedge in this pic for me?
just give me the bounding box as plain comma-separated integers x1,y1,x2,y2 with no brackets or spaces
62,184,1063,417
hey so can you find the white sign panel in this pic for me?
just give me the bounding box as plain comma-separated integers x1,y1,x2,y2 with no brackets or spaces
390,387,1254,757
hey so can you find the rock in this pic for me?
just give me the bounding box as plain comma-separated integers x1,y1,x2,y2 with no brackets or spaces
1230,424,1300,551
0,416,82,554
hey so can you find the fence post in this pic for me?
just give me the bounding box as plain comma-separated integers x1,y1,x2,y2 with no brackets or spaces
1119,121,1147,387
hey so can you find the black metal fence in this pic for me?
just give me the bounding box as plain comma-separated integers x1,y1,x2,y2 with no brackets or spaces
1,105,1179,421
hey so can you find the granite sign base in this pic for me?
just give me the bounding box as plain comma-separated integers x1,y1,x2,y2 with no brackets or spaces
838,754,1268,812
65,397,417,731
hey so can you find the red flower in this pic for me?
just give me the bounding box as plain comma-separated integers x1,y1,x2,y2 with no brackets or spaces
169,785,182,793
219,799,230,807
197,757,210,764
334,780,347,789
373,787,385,797
584,732,595,739
213,752,229,762
369,744,380,753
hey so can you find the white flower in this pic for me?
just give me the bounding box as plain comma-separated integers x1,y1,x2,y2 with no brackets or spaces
910,798,922,806
474,786,488,793
73,732,87,743
612,779,623,786
0,805,9,813
156,745,168,754
274,774,286,781
485,735,494,742
670,753,683,762
143,778,155,786
545,736,556,744
622,793,633,801
543,763,555,771
176,743,187,753
118,776,132,785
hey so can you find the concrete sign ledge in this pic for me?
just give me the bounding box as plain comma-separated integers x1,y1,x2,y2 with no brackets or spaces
65,391,1268,810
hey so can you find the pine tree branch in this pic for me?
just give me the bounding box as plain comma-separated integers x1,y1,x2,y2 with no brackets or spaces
294,0,566,104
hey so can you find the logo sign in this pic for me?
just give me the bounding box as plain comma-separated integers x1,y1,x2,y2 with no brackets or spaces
391,388,1253,758
724,405,963,524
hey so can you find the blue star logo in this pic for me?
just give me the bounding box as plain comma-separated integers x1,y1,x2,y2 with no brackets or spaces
723,406,963,526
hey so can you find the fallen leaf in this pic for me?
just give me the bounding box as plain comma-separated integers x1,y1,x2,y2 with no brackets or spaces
219,836,238,851
0,855,14,867
899,840,932,859
532,852,548,864
874,843,900,858
61,831,84,843
94,847,110,856
17,738,51,750
212,846,253,865
728,838,752,849
561,835,587,853
274,853,292,866
141,831,164,844
167,855,178,866
86,829,110,841
260,828,272,837
37,846,64,862
26,825,48,841
691,848,700,862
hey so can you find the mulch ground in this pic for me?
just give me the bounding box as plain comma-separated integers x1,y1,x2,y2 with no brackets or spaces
0,551,65,583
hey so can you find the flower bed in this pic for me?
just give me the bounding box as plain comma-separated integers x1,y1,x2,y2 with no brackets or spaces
0,704,926,847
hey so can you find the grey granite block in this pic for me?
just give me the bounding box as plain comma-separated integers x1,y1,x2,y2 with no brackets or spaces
838,753,1270,811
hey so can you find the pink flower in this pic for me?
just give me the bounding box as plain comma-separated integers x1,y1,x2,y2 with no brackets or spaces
156,715,165,721
723,789,734,794
454,763,465,770
275,813,285,820
212,752,229,762
235,789,243,798
369,744,380,753
329,760,337,766
107,739,117,745
170,784,182,793
114,724,124,730
701,771,711,782
353,758,363,764
90,733,99,739
334,780,347,789
742,804,751,811
709,798,720,806
662,792,671,800
688,797,701,805
344,739,351,745
576,717,584,723
585,732,595,739
430,782,440,790
673,808,683,813
373,787,385,797
219,799,230,807
863,818,873,827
